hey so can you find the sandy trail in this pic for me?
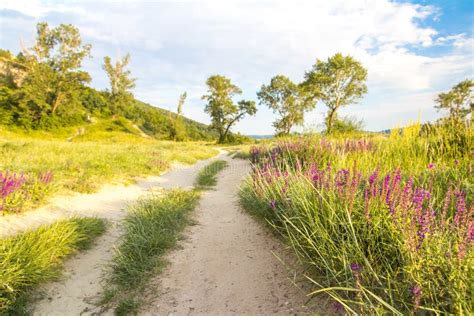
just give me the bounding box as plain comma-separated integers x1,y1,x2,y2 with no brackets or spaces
28,153,224,316
0,156,220,238
141,155,325,315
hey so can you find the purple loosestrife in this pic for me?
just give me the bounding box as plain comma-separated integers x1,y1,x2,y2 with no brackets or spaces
458,221,474,260
332,302,343,313
335,169,350,195
1,172,26,199
270,200,277,210
350,263,364,302
410,285,422,316
453,190,467,228
368,170,379,197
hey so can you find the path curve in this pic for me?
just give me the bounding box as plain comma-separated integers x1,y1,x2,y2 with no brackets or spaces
0,154,222,238
141,155,324,315
30,153,225,315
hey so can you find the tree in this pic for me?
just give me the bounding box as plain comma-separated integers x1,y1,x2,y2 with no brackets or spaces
202,75,257,143
19,22,91,119
435,79,473,123
302,53,367,134
102,54,136,115
169,92,187,141
257,75,313,136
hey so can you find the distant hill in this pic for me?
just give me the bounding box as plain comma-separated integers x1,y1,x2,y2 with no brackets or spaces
247,134,274,140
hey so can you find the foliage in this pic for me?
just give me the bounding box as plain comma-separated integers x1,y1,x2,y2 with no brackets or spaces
169,92,187,141
302,53,368,134
257,75,314,136
241,131,472,315
0,217,106,313
15,23,91,129
202,75,257,143
435,79,473,123
0,23,216,141
331,114,365,134
0,129,217,210
104,190,199,314
102,54,136,115
195,160,228,188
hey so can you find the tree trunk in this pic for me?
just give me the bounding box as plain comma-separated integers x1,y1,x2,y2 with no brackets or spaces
326,108,336,134
220,113,244,143
51,92,63,114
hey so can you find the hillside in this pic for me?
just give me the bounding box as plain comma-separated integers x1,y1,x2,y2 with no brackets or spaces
0,48,216,141
132,99,217,141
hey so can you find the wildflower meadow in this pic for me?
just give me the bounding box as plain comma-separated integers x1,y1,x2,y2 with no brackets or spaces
0,171,54,213
240,124,473,314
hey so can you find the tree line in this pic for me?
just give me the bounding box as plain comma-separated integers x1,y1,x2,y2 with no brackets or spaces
0,22,214,141
0,22,472,143
205,54,472,142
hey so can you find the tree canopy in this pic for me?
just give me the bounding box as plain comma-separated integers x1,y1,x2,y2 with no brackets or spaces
257,75,313,136
435,79,473,123
202,75,257,143
12,22,92,128
102,54,136,115
302,53,367,134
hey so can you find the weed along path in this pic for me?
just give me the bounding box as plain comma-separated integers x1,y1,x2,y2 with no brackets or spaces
29,154,224,316
141,155,316,315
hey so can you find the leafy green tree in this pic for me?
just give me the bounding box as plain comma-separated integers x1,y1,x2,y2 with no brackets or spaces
202,75,257,143
302,53,368,134
435,79,473,123
19,22,91,122
102,54,136,115
257,75,313,136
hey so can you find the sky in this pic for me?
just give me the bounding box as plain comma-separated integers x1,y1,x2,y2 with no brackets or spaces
0,0,473,135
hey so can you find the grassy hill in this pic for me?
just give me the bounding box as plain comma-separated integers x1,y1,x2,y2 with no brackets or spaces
132,99,217,141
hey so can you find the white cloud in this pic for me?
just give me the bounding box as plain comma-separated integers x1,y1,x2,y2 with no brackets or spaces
0,0,472,134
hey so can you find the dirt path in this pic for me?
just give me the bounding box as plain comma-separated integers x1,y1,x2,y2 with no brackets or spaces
141,156,325,315
29,154,224,316
0,156,221,238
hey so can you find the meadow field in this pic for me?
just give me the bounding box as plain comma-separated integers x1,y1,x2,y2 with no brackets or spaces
1,4,473,315
0,123,217,214
240,123,473,314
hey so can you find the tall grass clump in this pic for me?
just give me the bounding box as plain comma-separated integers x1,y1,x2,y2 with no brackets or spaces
0,217,106,313
103,189,200,313
195,160,228,188
240,126,473,314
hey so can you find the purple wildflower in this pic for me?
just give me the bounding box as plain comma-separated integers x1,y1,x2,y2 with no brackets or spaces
270,200,277,210
453,191,466,227
332,302,343,313
350,263,361,272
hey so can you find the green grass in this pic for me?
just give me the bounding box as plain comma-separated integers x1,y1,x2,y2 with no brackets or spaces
195,160,228,188
0,217,106,314
240,123,473,315
103,189,200,313
0,126,217,213
115,298,140,316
